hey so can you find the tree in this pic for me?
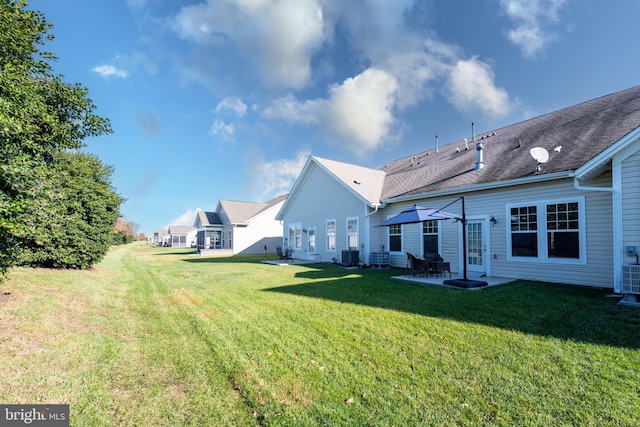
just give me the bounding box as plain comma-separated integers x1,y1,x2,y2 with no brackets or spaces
16,151,122,269
113,217,137,245
0,1,115,274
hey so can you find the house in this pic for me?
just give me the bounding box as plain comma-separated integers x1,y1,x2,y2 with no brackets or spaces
194,194,287,255
167,225,197,247
154,229,169,246
276,85,640,295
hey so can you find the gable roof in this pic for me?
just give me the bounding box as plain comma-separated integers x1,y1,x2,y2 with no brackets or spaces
219,194,288,225
168,225,195,234
275,156,385,220
313,156,386,205
195,211,222,227
381,85,640,201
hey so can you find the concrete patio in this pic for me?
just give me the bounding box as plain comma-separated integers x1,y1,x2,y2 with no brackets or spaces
392,273,515,290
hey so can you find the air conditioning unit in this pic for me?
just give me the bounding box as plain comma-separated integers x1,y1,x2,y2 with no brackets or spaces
622,264,640,294
341,250,359,267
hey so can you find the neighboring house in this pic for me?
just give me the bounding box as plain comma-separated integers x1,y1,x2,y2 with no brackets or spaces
167,225,197,247
154,229,169,246
194,194,287,255
276,85,640,294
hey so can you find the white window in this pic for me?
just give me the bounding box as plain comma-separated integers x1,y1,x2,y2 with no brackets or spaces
288,223,302,250
229,229,232,248
326,219,336,251
347,217,359,250
507,198,585,264
422,220,439,255
388,224,402,253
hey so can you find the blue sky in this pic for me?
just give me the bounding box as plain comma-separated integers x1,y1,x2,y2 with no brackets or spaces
27,0,640,235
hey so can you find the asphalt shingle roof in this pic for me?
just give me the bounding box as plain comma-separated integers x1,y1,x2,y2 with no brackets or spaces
220,194,287,225
381,85,640,200
313,156,386,205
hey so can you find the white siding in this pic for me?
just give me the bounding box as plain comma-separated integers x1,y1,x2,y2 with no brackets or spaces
281,163,367,262
373,177,614,288
234,202,285,255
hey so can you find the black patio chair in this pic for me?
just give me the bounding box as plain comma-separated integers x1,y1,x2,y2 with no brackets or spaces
406,252,428,277
424,252,451,278
276,246,292,262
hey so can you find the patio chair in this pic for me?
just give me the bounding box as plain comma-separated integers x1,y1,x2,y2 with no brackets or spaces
424,252,451,278
276,246,293,262
406,252,428,277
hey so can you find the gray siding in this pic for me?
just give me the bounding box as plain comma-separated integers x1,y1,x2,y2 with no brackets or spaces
281,163,368,262
372,177,614,288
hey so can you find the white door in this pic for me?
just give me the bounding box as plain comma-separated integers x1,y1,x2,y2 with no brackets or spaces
466,220,486,275
307,227,317,256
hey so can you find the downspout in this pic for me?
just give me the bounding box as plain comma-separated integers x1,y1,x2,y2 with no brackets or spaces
365,203,385,266
573,176,621,292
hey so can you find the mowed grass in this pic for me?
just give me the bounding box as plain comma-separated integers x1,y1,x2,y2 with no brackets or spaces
1,243,640,426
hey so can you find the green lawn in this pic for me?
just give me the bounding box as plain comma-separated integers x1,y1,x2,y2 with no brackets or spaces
1,243,639,426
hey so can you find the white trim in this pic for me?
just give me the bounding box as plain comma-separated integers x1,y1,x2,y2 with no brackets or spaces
346,216,359,250
326,219,336,252
465,216,491,277
387,223,403,254
420,220,442,256
506,197,587,265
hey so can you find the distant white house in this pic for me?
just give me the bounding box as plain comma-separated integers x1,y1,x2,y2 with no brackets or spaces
167,225,197,247
276,85,640,298
154,229,169,246
194,194,287,255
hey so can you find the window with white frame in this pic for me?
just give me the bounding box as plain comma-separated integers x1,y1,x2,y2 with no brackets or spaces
326,219,336,251
347,217,358,250
422,220,439,254
546,202,580,259
222,231,225,248
229,229,232,248
288,223,302,250
508,199,584,263
389,224,402,252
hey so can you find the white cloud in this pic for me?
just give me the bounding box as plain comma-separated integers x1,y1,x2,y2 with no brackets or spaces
214,97,248,117
446,57,510,118
209,120,235,137
91,64,129,79
500,0,567,57
262,94,323,124
325,68,398,155
166,208,201,227
247,150,310,200
172,0,326,88
262,68,398,157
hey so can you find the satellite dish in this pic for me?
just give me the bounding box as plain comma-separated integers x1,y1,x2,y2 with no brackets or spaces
530,147,549,164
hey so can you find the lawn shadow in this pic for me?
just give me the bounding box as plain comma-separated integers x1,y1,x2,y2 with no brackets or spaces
264,267,640,349
153,249,198,256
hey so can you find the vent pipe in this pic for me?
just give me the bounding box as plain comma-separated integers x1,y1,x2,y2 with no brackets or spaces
475,141,485,170
472,122,476,141
435,135,439,152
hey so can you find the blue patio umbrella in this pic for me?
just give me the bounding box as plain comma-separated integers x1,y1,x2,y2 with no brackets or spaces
377,197,487,288
376,205,461,227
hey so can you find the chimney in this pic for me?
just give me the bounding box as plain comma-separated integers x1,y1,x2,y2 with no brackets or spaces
475,141,484,170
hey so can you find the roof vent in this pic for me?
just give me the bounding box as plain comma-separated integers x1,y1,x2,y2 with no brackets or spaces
475,142,485,170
